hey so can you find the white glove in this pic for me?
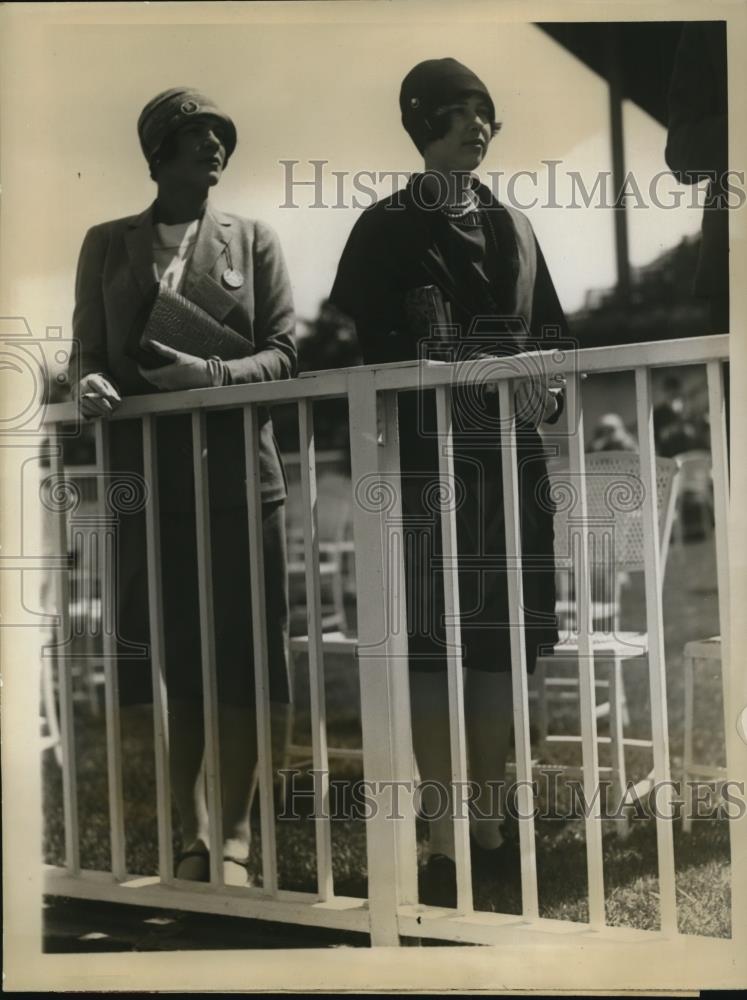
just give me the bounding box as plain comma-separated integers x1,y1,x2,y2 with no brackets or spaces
77,373,122,419
543,373,568,422
514,375,565,426
138,341,223,391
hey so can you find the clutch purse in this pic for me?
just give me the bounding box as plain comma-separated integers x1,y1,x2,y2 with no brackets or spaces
127,284,253,369
403,285,454,362
403,285,453,343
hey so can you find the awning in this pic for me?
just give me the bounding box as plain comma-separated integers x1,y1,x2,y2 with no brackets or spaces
536,21,688,126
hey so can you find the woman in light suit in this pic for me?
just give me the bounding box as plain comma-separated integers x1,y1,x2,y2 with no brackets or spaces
71,88,296,884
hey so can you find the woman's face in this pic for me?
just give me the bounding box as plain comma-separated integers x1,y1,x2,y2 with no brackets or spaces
156,117,228,189
423,93,493,173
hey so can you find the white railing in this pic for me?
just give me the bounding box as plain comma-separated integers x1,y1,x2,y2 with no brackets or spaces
40,334,739,949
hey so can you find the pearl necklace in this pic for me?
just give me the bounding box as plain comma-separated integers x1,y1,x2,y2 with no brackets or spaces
440,188,480,219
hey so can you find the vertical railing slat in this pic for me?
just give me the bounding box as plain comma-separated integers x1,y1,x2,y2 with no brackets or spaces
566,375,606,928
706,360,737,938
497,380,539,920
242,405,278,896
706,362,731,741
682,650,695,835
634,367,677,934
347,369,401,946
297,399,333,900
191,410,224,885
378,389,419,907
94,420,126,880
49,426,80,874
142,415,173,883
435,385,473,913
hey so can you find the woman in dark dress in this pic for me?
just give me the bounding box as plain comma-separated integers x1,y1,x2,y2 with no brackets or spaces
330,59,567,906
71,88,296,884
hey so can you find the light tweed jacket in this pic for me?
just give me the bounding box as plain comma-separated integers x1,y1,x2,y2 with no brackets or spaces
70,202,297,507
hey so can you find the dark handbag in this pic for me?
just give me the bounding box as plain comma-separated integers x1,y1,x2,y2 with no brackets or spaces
403,284,453,342
126,283,253,369
403,284,455,363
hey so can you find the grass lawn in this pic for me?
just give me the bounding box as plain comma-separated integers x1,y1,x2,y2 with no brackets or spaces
42,534,733,945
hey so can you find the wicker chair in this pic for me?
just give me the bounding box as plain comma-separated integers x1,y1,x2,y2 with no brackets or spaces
533,451,681,828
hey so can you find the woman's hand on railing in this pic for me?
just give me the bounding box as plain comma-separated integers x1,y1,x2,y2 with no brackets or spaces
544,373,567,423
514,374,566,426
138,342,225,391
77,373,122,419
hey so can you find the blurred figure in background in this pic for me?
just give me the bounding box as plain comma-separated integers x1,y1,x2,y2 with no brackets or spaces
653,375,698,457
589,413,637,453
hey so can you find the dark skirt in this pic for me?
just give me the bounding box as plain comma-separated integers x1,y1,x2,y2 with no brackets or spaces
113,499,291,708
398,393,558,675
103,415,291,707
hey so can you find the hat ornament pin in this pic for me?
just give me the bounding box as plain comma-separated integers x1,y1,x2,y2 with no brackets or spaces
181,100,199,115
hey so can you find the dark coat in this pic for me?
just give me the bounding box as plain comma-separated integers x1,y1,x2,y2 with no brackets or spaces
330,177,567,672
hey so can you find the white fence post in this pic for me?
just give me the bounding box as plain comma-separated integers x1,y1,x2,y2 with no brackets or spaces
142,415,174,883
93,420,126,881
634,367,677,935
706,360,740,942
191,410,225,886
347,369,403,946
706,362,731,736
497,380,539,921
48,426,80,875
243,404,279,896
434,384,473,914
566,374,606,928
297,399,334,901
377,389,419,908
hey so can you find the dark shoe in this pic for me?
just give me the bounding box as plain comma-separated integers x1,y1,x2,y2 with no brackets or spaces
419,854,457,909
470,834,521,884
174,849,210,882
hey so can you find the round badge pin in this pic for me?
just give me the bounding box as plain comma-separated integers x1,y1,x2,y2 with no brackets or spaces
222,268,244,289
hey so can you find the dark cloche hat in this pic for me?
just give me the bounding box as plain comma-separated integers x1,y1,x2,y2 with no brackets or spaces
137,87,237,166
400,58,496,151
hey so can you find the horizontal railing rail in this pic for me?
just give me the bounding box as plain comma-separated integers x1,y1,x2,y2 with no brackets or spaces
43,335,730,424
40,334,736,949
